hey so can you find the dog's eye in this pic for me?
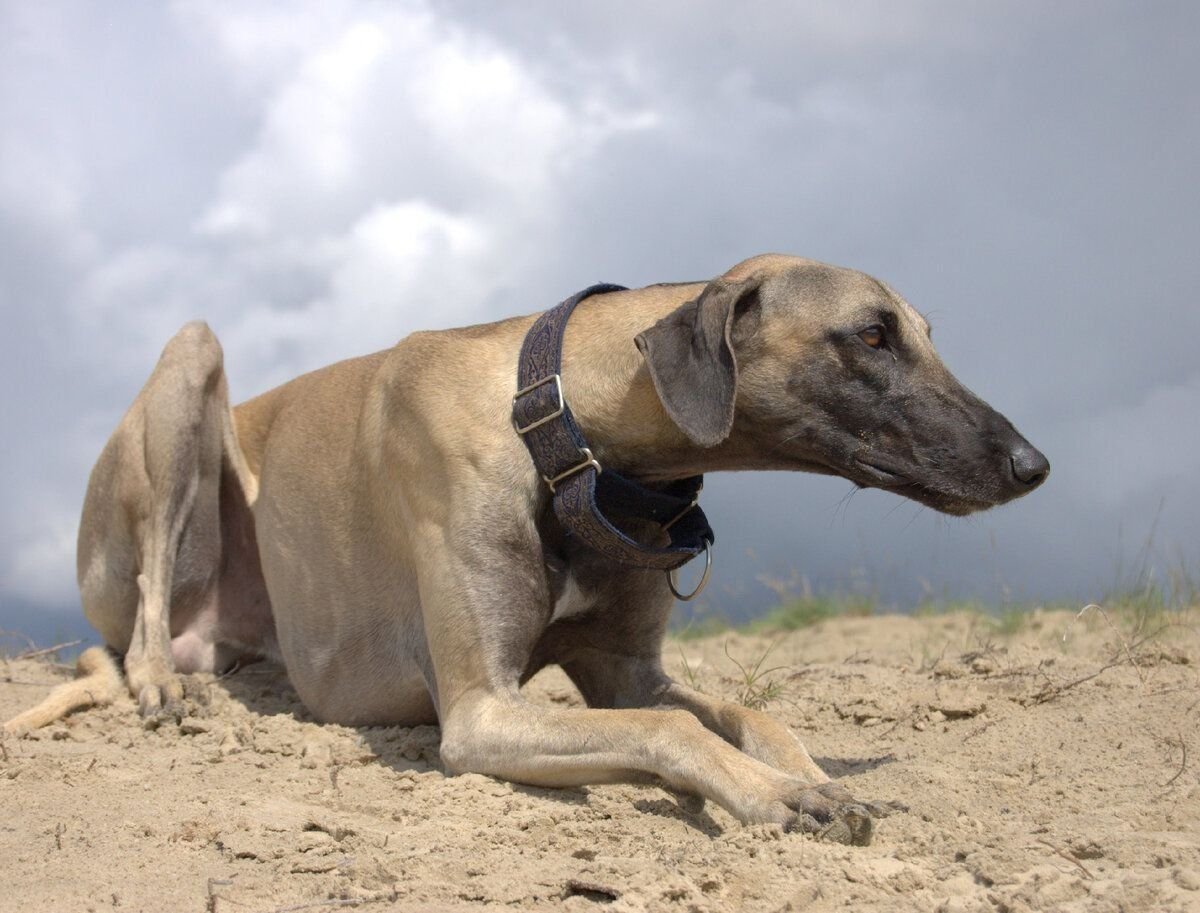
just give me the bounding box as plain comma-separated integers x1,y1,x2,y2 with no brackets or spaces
858,326,886,349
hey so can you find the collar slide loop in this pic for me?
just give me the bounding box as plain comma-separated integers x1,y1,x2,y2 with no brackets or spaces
512,374,565,434
544,447,601,492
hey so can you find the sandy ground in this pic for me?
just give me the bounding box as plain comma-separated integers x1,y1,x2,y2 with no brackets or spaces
2,609,1198,913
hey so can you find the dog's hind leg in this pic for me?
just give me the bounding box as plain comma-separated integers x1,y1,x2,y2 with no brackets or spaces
5,321,255,732
93,321,254,721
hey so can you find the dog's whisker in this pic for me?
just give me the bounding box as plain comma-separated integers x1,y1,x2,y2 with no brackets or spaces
767,429,806,456
830,486,859,527
901,502,928,533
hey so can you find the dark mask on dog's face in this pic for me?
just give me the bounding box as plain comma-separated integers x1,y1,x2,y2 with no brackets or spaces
637,257,1049,516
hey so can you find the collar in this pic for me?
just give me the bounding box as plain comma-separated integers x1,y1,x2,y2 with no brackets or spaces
512,284,714,598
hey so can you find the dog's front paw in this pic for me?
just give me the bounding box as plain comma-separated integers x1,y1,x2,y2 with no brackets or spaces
778,782,902,846
787,803,874,846
814,781,909,820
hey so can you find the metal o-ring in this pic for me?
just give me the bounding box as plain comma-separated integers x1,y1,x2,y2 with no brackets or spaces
668,541,712,601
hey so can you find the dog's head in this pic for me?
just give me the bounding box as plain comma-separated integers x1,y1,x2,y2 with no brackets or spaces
635,255,1048,515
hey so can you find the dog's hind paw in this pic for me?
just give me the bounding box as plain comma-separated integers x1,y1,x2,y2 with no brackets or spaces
136,679,185,729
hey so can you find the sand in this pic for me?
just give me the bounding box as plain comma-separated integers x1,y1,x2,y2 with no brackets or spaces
2,608,1198,913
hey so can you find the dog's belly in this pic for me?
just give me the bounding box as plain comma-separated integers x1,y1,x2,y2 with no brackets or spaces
234,349,438,726
277,600,437,727
251,466,436,724
258,529,436,724
254,500,437,725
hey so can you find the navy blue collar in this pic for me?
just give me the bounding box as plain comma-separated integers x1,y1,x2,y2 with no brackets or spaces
512,285,714,594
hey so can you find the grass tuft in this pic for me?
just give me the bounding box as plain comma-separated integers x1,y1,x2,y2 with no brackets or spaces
667,527,1199,645
672,614,733,641
722,640,787,710
749,595,874,633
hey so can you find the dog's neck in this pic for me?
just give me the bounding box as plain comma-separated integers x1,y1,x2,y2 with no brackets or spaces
557,285,760,483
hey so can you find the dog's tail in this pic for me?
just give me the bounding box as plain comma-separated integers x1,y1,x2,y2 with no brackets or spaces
2,646,124,735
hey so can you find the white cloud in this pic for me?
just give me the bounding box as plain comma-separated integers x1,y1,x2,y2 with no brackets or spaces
173,0,364,98
3,508,77,607
197,18,392,238
2,0,1196,618
330,201,486,310
0,0,658,608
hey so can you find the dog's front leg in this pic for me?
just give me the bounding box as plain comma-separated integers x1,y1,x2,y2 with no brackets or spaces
418,532,873,844
439,691,870,842
654,680,830,781
543,572,835,784
652,680,901,818
562,646,827,776
560,646,902,830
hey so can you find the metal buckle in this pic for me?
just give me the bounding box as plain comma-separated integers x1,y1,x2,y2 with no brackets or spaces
544,447,601,492
512,374,565,434
668,540,712,601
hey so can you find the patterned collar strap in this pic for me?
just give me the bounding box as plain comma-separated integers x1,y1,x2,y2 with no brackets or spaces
512,285,715,580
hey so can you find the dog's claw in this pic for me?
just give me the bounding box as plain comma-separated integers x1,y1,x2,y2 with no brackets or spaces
787,813,821,835
864,799,908,818
780,782,904,846
821,804,874,846
815,782,907,823
785,803,874,846
137,681,184,729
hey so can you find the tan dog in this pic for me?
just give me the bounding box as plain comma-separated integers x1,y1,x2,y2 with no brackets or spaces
5,254,1047,845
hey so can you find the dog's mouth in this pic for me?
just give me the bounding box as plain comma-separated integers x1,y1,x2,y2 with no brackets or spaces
850,457,992,517
853,458,907,486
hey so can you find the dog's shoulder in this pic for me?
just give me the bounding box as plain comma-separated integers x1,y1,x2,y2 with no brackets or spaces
371,316,535,460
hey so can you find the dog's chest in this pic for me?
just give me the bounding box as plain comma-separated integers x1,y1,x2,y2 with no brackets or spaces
550,572,596,623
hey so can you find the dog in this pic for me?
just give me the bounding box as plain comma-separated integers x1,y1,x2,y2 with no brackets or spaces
4,254,1048,845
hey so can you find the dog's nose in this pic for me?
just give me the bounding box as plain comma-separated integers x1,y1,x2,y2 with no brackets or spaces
1008,440,1050,488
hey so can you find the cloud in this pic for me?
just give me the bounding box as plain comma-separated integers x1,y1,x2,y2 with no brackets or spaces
1,1,1197,622
3,505,78,607
1060,371,1200,512
0,0,656,607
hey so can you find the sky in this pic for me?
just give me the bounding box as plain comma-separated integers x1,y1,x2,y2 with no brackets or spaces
1,1,1198,644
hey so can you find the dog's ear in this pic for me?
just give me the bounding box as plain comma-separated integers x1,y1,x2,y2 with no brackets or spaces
635,277,759,448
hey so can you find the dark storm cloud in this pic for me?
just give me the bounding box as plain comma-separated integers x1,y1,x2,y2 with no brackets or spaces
445,1,1200,612
1,1,1196,631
